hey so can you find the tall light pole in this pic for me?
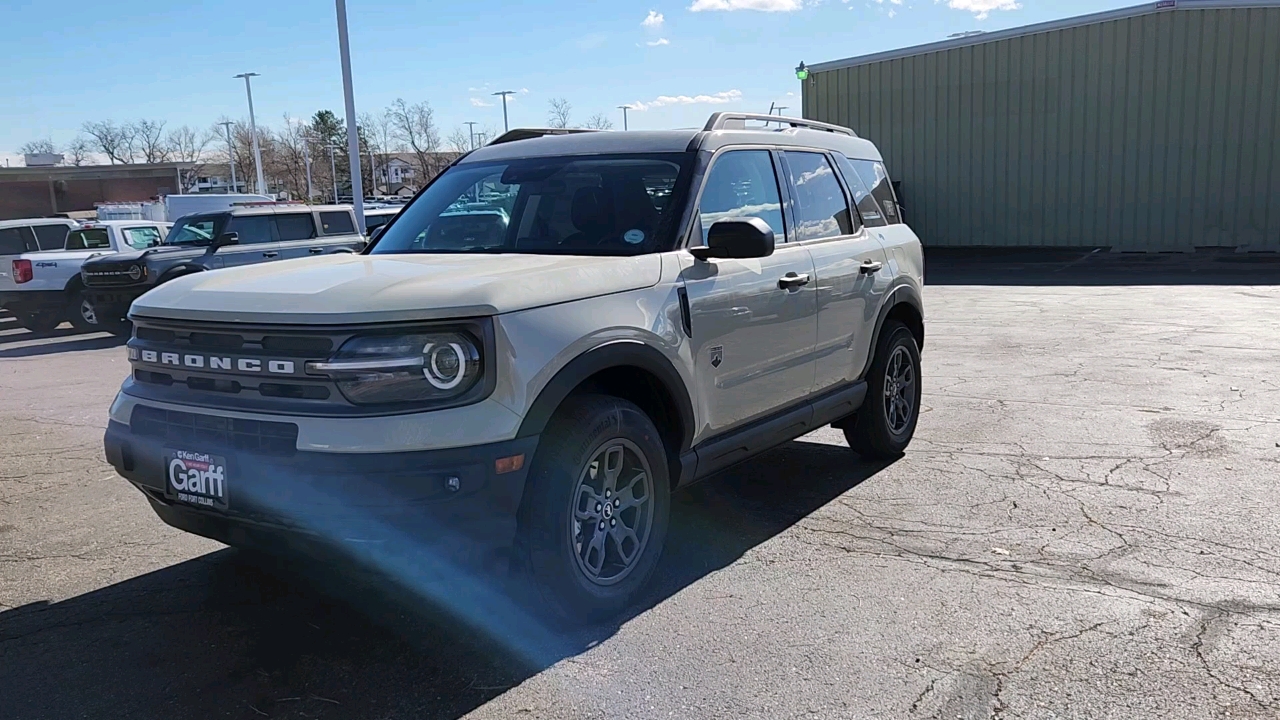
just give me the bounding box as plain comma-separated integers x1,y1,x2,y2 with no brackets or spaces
217,121,237,192
464,121,478,150
327,145,339,204
334,0,365,232
617,105,631,131
233,73,267,195
302,135,314,201
493,90,516,132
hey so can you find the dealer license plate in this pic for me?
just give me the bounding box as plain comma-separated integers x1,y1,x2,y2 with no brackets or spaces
164,449,229,510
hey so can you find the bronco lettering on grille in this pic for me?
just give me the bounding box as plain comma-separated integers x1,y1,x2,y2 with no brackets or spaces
128,347,297,375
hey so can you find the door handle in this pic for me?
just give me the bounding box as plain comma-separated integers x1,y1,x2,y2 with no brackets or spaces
777,272,811,290
262,251,279,259
309,247,324,254
860,260,883,275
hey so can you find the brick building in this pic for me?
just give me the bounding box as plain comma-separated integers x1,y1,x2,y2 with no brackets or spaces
0,163,194,221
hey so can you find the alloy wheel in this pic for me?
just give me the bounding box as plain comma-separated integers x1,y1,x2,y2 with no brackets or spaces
80,299,98,326
569,438,655,586
883,345,916,434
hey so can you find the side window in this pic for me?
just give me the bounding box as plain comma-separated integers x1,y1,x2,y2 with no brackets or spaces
0,227,37,254
697,150,785,244
782,151,855,242
319,211,355,235
850,159,900,224
33,224,70,250
122,227,162,249
274,213,316,242
833,154,887,227
66,229,111,250
225,215,274,244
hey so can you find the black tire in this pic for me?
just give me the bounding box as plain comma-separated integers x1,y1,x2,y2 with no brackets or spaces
14,310,61,334
67,289,99,332
101,319,133,338
844,320,922,459
517,394,671,625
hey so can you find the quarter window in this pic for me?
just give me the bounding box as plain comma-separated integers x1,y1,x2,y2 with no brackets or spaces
697,150,785,244
319,211,355,235
849,159,900,224
782,151,855,242
0,227,37,254
832,154,887,227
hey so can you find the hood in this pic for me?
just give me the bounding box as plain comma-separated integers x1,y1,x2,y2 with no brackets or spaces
130,252,664,324
83,245,203,266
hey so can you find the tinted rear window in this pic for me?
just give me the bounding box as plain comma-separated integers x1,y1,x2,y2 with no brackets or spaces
275,213,316,241
33,224,70,250
320,211,355,235
0,227,37,254
66,229,111,250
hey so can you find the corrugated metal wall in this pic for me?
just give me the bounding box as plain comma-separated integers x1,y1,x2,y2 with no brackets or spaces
804,6,1280,250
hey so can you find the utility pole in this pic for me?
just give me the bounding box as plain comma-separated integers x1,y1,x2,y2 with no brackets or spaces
217,121,237,192
617,105,631,131
493,90,516,132
464,121,478,150
335,0,365,231
302,135,314,201
233,73,267,195
328,145,339,204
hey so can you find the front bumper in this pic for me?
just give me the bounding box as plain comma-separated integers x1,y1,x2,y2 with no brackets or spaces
87,286,148,318
104,415,538,574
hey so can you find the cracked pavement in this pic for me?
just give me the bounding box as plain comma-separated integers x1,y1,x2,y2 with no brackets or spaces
2,265,1279,719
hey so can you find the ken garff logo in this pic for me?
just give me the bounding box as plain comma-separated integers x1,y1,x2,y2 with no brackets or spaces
709,345,724,368
128,347,296,375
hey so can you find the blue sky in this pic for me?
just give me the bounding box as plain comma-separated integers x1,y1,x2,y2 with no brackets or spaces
2,0,1129,163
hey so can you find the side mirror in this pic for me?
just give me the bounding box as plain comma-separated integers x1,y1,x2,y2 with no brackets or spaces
689,217,775,261
211,232,239,249
368,225,386,243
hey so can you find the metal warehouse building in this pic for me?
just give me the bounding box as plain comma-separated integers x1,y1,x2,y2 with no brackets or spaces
802,1,1280,251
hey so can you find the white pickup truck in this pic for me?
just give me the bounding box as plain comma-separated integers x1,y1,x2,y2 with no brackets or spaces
0,220,170,332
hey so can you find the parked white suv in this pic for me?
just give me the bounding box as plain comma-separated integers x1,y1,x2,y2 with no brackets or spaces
103,114,924,621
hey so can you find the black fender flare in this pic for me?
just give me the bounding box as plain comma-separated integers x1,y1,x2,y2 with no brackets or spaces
860,283,925,380
157,264,207,284
516,340,696,452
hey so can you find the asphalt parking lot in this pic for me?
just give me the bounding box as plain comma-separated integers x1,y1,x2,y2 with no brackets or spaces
2,253,1279,720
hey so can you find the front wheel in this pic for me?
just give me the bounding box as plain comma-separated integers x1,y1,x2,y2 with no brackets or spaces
68,290,100,332
517,394,671,624
844,320,922,459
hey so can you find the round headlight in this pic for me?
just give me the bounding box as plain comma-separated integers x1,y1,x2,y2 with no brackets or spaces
127,265,143,281
308,331,483,406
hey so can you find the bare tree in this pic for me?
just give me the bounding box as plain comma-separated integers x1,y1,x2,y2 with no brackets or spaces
133,120,169,163
446,127,473,153
81,120,136,164
547,98,573,129
18,139,57,155
386,98,442,185
65,137,93,166
584,113,614,130
274,115,314,201
166,125,213,191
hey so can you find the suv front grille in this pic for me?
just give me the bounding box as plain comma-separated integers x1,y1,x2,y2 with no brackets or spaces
83,264,143,287
131,405,298,456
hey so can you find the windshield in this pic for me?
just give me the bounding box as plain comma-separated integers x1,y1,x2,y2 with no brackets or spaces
165,214,224,245
371,152,693,256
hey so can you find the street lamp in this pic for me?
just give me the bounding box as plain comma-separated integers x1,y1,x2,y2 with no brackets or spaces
327,145,339,204
464,121,478,150
795,62,809,80
217,121,237,193
493,90,516,132
301,134,315,201
775,106,789,116
335,0,365,232
233,73,267,195
617,105,632,131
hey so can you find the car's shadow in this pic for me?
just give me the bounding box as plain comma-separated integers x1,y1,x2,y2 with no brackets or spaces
0,317,123,358
0,439,891,720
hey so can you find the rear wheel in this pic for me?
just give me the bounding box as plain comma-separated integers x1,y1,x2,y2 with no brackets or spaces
517,394,671,624
844,321,921,459
68,290,99,332
14,310,61,334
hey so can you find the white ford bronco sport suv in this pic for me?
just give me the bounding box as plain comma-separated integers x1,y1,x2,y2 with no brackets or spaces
103,114,924,622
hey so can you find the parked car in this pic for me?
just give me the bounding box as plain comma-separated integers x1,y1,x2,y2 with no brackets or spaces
362,207,401,237
0,217,82,331
102,115,924,622
81,204,365,335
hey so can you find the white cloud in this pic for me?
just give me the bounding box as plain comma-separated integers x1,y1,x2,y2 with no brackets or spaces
642,10,665,27
520,88,530,94
631,89,743,111
939,0,1020,19
689,0,803,10
647,37,671,46
470,97,494,107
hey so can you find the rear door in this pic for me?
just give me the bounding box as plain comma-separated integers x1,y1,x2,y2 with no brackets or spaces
272,211,321,260
307,210,360,257
32,222,73,250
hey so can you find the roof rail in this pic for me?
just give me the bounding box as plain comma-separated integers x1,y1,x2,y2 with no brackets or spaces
488,128,600,146
703,112,856,137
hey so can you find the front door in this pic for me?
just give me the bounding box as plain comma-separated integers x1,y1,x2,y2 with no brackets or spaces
216,214,283,268
682,149,818,439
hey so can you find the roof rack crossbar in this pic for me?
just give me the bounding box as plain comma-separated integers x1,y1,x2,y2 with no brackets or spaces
488,128,600,146
703,112,856,137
